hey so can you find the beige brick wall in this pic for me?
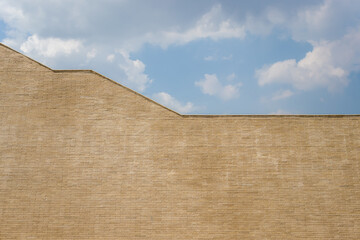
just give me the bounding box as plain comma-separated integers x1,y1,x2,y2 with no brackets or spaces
1,43,359,239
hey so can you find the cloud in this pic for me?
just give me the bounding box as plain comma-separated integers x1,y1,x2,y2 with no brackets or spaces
256,54,347,92
272,89,294,100
117,50,152,92
253,0,360,93
256,28,360,92
195,74,242,100
20,34,82,58
152,92,196,114
0,1,25,30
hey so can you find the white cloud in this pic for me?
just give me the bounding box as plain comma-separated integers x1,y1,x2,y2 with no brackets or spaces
195,74,242,100
0,1,25,30
272,89,294,100
252,1,360,93
152,92,196,114
256,28,360,92
20,34,82,58
117,50,152,92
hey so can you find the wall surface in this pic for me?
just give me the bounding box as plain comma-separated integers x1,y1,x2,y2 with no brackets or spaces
1,43,359,239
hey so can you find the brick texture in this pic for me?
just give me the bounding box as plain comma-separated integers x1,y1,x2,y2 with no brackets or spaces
1,43,359,239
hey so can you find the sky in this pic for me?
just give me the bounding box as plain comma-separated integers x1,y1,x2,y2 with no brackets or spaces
0,0,360,114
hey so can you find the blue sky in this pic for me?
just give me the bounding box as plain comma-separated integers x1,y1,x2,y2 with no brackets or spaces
0,0,359,114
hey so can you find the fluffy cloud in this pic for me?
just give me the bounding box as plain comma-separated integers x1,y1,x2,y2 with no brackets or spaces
152,92,196,114
195,74,241,100
257,29,360,92
0,1,25,28
19,34,81,58
117,50,152,92
253,0,360,93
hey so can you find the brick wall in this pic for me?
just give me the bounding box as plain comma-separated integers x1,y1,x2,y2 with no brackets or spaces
1,43,359,239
